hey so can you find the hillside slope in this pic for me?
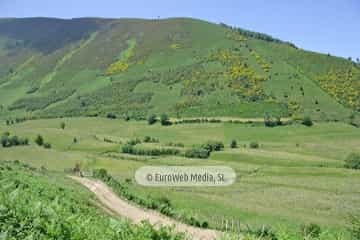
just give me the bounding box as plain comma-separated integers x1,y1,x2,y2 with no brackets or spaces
0,17,358,121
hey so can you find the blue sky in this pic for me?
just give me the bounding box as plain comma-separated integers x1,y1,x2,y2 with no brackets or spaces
1,0,359,60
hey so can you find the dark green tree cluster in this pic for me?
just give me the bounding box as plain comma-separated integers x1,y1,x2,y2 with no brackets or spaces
147,114,157,125
5,117,27,126
160,114,172,126
35,135,51,149
1,132,29,148
230,139,237,148
185,141,224,159
143,136,159,143
220,22,297,48
106,112,117,119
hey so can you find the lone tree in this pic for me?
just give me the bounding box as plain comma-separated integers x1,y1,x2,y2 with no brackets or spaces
147,114,157,125
230,139,237,148
35,135,44,146
60,122,66,130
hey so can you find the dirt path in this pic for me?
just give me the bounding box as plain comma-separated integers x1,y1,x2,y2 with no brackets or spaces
70,176,220,240
170,116,291,123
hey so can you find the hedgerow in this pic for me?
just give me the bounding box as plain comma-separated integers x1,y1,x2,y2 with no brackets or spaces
121,144,180,156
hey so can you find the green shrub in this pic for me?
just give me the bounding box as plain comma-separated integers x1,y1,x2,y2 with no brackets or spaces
127,138,141,145
35,134,44,146
148,114,157,125
344,153,360,170
347,214,360,240
121,144,134,154
1,135,9,147
143,136,159,143
202,141,224,152
230,139,237,148
253,226,277,240
166,142,185,147
43,143,52,149
302,116,313,127
60,121,66,129
160,114,172,126
185,147,210,159
249,141,259,149
301,223,321,238
106,112,117,119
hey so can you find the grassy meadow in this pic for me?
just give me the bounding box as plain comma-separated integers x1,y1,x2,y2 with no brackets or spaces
1,117,359,236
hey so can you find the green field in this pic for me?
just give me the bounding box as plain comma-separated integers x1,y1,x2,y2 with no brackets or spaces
1,117,359,236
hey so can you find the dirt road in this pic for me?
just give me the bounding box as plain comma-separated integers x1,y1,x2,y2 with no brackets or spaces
70,176,220,240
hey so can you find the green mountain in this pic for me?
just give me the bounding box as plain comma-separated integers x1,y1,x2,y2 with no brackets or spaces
0,17,359,120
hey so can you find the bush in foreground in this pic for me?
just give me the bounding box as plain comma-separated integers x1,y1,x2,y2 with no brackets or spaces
301,223,321,238
0,162,185,240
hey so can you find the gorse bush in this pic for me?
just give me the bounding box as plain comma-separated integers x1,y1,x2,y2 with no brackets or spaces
344,153,360,170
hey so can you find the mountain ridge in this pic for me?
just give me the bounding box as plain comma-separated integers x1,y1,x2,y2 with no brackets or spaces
0,17,358,122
